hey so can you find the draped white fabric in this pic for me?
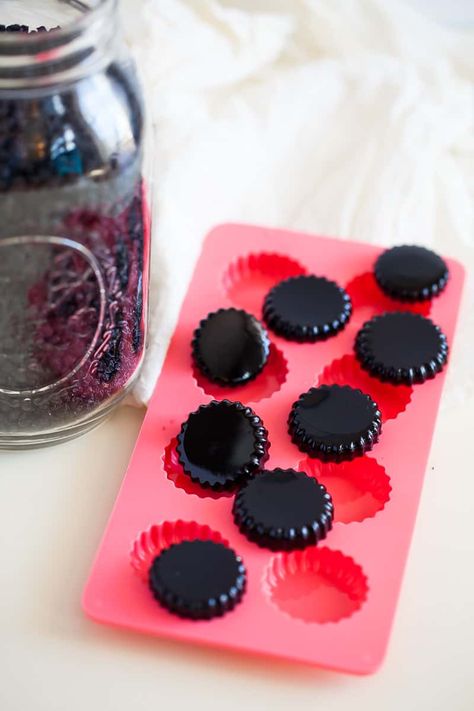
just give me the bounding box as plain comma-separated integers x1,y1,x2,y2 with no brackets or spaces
124,0,473,406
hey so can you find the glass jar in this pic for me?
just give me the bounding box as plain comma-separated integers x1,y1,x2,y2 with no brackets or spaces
0,1,151,448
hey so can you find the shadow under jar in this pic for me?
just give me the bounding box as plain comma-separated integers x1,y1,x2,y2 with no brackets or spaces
0,1,151,448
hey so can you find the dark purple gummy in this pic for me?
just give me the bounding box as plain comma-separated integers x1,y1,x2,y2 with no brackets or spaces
149,540,247,620
233,469,334,551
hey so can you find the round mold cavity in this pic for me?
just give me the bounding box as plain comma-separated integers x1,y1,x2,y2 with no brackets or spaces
223,252,307,315
317,354,412,421
345,272,431,325
163,437,234,500
193,343,288,403
130,520,229,581
263,547,368,624
298,456,391,524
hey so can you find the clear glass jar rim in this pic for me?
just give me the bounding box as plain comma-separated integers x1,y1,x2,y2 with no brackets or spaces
0,0,117,51
0,0,119,87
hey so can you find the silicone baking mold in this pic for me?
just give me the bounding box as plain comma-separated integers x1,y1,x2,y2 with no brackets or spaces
83,224,464,675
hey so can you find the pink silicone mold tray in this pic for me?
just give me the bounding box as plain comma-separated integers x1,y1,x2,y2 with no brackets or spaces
83,224,465,675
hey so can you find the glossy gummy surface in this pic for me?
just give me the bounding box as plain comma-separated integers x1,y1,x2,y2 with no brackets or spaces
355,312,449,385
233,468,334,551
288,384,381,461
83,225,464,675
192,308,270,386
176,400,269,491
263,275,352,342
374,245,449,302
149,540,247,620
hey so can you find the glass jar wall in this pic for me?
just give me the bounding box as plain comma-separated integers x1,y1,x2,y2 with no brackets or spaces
0,1,151,447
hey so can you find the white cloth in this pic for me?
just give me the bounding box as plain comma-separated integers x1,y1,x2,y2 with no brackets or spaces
121,0,474,407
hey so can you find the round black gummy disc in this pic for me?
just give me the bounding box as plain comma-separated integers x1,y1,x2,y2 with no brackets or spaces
177,400,269,490
233,468,334,551
374,245,449,302
263,275,352,342
288,384,381,461
149,540,247,620
355,311,449,385
192,308,270,386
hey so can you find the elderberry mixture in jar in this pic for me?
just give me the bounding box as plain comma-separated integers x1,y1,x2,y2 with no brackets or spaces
0,1,151,447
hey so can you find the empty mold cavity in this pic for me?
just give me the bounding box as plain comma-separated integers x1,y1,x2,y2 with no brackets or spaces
193,343,288,403
298,456,391,524
346,272,431,324
264,547,368,624
130,520,229,581
163,437,234,499
223,252,307,315
318,354,412,421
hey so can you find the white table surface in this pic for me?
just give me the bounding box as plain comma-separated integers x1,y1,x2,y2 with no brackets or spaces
1,378,473,711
